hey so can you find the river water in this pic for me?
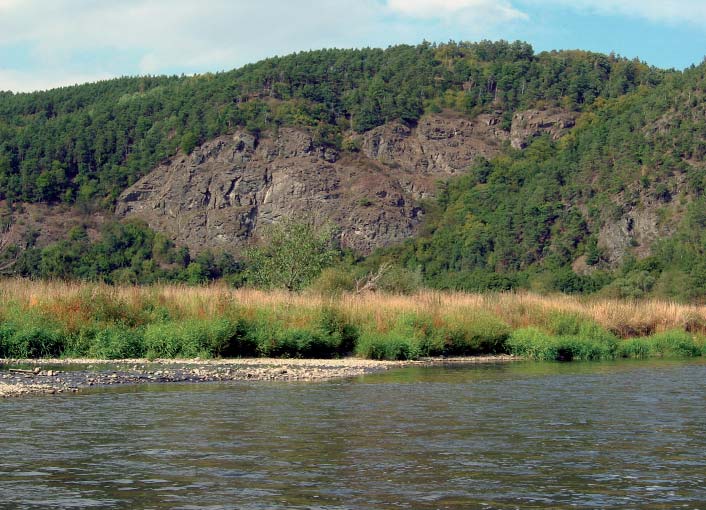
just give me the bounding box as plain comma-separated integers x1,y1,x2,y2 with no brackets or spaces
1,360,705,509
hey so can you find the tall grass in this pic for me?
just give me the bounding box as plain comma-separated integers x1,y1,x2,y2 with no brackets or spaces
0,278,705,361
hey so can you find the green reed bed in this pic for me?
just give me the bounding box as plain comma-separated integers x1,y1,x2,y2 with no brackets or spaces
1,281,705,361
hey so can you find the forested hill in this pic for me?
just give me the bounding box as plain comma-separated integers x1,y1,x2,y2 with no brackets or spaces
376,62,706,301
0,41,661,204
5,40,706,300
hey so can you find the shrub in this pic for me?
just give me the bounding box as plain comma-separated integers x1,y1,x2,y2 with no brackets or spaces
310,267,356,295
441,313,511,355
508,325,617,361
87,326,145,359
355,331,420,360
648,330,701,358
143,319,239,359
617,337,652,359
507,327,559,360
318,307,358,354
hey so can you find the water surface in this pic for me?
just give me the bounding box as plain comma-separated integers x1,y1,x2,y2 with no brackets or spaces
2,360,705,509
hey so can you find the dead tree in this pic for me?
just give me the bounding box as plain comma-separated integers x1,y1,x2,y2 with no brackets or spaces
355,262,391,294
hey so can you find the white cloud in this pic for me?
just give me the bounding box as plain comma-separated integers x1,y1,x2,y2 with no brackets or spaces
0,0,395,91
0,0,538,92
387,0,526,21
0,69,113,93
3,0,702,92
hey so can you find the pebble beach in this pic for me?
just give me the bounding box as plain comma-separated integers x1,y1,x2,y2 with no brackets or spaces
0,356,517,398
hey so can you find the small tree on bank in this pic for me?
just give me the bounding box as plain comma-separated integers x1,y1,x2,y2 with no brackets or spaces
245,220,338,291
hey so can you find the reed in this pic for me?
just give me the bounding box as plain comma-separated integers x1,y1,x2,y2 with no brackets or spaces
1,278,705,361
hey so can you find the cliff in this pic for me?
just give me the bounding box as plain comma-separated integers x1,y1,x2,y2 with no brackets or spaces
115,110,568,254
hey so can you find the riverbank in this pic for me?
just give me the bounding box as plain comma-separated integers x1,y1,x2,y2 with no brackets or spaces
0,355,517,398
1,279,706,363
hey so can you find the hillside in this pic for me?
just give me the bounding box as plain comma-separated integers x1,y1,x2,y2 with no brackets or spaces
5,40,706,298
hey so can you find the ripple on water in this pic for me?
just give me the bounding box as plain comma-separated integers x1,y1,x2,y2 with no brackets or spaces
1,359,706,509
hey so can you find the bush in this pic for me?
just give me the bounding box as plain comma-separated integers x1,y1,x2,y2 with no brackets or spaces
87,326,145,359
143,319,239,359
0,324,63,359
507,328,559,360
617,330,702,359
441,313,511,355
0,312,64,359
310,267,356,295
243,308,354,359
318,307,358,354
378,265,423,295
617,337,652,359
355,331,420,360
507,324,617,361
649,330,701,357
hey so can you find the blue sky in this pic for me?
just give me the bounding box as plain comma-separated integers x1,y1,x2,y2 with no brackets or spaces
1,0,705,92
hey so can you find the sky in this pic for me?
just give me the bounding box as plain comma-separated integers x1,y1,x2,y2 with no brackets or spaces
1,0,705,92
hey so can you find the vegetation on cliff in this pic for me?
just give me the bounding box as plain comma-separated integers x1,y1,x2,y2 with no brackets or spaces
0,41,658,205
378,63,706,301
4,40,706,301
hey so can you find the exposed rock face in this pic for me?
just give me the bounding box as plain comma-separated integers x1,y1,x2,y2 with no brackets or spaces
0,201,105,251
510,108,578,149
598,188,684,265
116,110,575,255
361,113,508,181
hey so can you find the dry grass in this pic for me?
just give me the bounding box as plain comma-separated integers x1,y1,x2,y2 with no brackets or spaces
1,278,703,338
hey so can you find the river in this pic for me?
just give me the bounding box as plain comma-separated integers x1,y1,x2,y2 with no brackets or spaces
1,359,705,509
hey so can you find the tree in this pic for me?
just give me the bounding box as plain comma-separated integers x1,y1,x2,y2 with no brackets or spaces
245,219,338,291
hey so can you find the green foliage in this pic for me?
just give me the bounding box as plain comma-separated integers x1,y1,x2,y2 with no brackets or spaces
355,331,420,361
4,41,706,300
507,321,618,361
143,319,238,359
0,41,660,206
238,306,358,359
380,60,706,301
245,220,338,291
310,266,357,295
617,330,702,359
13,219,242,284
0,311,63,358
86,325,145,359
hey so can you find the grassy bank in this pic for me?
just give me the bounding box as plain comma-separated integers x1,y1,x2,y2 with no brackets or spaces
1,279,705,361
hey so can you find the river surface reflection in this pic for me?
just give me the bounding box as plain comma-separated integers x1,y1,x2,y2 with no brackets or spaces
1,359,705,509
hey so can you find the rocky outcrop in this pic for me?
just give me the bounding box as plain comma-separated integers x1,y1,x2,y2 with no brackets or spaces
116,109,578,255
510,108,577,149
360,113,508,180
116,112,517,255
598,190,683,265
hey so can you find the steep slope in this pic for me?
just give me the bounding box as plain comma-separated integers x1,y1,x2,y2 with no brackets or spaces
115,110,575,254
3,40,694,292
385,64,706,300
0,41,660,206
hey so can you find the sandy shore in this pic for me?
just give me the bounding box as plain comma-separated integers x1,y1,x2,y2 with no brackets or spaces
0,355,517,398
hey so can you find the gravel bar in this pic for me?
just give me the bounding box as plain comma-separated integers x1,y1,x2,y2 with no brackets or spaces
0,355,517,398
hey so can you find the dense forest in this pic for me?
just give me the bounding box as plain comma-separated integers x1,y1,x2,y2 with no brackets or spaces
0,41,660,204
3,40,706,300
374,62,706,301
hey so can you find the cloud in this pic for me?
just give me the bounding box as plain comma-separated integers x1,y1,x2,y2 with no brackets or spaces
3,0,702,92
387,0,527,21
0,0,394,91
0,0,528,91
0,68,112,93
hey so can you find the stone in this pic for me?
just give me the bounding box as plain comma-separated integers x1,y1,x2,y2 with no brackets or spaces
510,108,578,149
115,112,522,255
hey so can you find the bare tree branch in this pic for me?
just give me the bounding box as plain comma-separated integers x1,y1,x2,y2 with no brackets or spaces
355,262,391,294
